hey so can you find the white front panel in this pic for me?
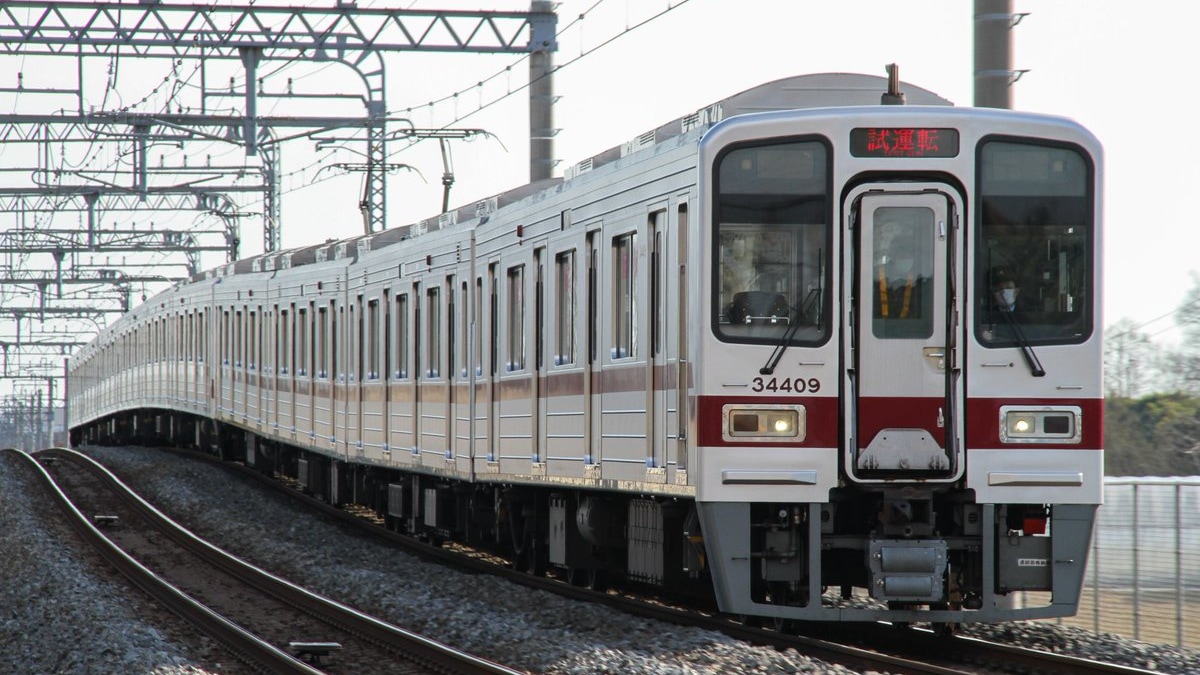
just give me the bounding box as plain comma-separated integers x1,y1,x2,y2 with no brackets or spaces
967,448,1103,504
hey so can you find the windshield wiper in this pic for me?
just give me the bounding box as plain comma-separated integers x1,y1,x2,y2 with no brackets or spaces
760,288,820,375
760,314,803,375
998,310,1046,377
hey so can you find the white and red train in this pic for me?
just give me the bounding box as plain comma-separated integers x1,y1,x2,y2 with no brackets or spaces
67,72,1103,624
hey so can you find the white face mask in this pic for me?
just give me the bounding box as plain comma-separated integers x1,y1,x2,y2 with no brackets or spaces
1001,288,1018,306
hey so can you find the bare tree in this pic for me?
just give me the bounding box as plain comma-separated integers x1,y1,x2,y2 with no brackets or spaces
1105,318,1154,398
1167,273,1200,394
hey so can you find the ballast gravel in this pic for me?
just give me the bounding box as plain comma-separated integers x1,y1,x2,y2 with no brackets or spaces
0,450,227,675
3,444,1198,675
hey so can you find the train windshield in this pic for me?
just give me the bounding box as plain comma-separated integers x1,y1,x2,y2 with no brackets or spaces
713,139,830,345
976,139,1094,347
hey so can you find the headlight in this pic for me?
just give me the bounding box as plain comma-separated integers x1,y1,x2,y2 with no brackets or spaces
999,405,1082,444
723,404,806,442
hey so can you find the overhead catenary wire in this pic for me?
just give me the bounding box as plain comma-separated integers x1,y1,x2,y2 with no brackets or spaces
269,0,695,192
20,0,695,236
1107,297,1200,342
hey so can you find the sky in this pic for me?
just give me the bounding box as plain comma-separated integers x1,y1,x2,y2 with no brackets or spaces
1,0,1197,397
259,0,1195,344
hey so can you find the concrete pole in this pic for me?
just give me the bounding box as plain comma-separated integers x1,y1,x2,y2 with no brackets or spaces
974,0,1013,109
529,1,555,181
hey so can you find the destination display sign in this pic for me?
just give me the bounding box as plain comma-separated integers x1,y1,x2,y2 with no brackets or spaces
850,127,959,158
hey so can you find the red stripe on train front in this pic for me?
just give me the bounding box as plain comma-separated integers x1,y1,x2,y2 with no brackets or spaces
965,397,1104,450
697,395,1103,451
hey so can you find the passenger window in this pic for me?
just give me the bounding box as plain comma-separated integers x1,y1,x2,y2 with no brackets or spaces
555,251,576,366
426,287,441,379
460,281,469,378
490,265,499,376
612,233,636,359
248,311,257,370
317,307,329,379
297,307,309,376
279,309,289,375
475,278,484,376
221,312,229,365
368,299,379,380
394,294,408,379
507,266,525,371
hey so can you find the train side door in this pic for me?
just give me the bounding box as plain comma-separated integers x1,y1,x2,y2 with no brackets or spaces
413,283,422,460
328,302,339,446
446,276,457,464
584,230,601,474
534,248,546,466
647,210,668,480
381,290,391,458
221,309,232,417
673,201,690,482
487,265,499,464
287,304,297,436
845,187,964,482
252,308,261,428
351,292,362,455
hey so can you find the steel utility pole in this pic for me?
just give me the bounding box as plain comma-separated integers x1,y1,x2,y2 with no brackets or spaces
530,0,556,182
974,0,1028,109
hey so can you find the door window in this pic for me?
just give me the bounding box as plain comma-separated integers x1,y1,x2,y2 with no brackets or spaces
871,206,935,339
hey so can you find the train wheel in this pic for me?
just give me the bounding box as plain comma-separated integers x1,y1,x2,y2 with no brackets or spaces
931,622,959,637
570,569,607,592
587,570,608,592
566,564,595,586
772,617,800,634
513,540,546,576
508,506,546,576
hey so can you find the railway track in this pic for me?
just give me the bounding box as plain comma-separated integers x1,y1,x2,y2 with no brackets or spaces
20,447,527,675
801,623,1168,675
108,445,1164,675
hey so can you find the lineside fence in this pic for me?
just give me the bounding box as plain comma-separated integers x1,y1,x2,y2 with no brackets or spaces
1021,477,1200,648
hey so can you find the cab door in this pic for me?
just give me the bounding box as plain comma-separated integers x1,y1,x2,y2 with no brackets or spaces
845,187,964,482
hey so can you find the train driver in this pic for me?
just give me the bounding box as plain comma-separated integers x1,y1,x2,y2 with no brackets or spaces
989,267,1031,313
981,266,1035,342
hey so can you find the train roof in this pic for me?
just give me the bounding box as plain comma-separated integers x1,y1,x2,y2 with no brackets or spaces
563,72,951,181
204,72,952,280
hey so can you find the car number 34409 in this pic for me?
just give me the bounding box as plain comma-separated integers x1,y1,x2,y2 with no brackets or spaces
751,377,820,393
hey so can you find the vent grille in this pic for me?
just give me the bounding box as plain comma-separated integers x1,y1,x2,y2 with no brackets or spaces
622,130,657,157
566,156,594,179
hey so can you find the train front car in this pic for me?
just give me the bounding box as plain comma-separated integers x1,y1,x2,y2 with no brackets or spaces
693,106,1102,623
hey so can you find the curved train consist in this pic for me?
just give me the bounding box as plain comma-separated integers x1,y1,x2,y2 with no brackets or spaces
67,73,1103,624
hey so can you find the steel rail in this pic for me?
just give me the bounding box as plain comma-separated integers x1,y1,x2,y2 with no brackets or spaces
5,447,321,675
36,446,527,675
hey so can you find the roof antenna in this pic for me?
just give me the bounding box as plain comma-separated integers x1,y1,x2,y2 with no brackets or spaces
881,63,906,105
